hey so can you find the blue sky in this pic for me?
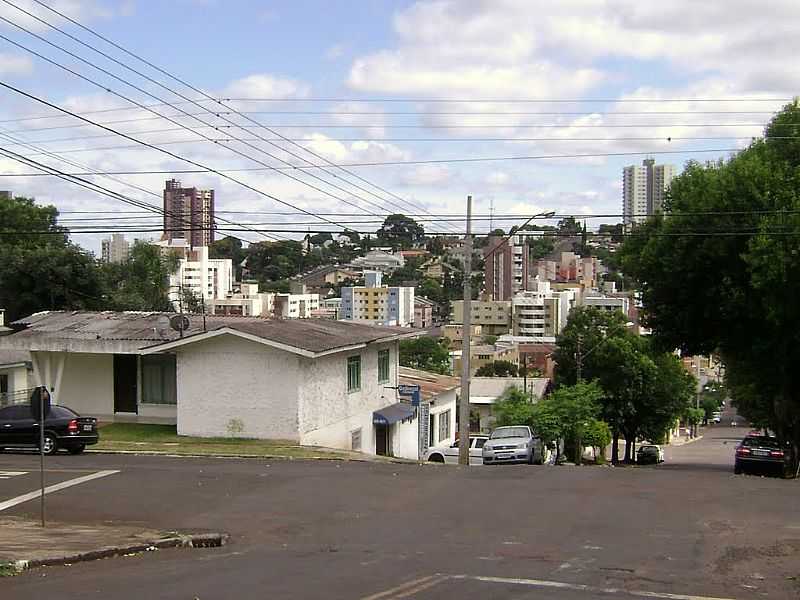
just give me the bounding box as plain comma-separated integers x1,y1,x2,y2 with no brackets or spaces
0,0,797,253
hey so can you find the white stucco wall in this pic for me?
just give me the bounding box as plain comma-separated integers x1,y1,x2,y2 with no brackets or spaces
429,389,457,446
298,342,398,454
0,364,31,395
56,353,114,417
393,417,420,459
174,335,300,440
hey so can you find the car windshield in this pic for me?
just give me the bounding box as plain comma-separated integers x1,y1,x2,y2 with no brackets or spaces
490,427,529,439
639,446,658,452
741,437,780,448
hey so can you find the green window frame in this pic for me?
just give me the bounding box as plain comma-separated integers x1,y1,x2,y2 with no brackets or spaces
347,355,361,393
378,349,390,384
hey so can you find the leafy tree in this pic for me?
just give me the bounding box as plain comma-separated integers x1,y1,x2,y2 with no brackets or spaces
102,242,179,312
557,216,582,235
583,419,612,463
493,386,535,428
546,382,604,465
245,240,322,283
475,360,518,377
377,214,425,249
482,334,498,346
386,256,426,286
620,100,800,468
597,223,624,243
308,232,333,246
399,336,450,374
209,236,245,279
0,195,105,320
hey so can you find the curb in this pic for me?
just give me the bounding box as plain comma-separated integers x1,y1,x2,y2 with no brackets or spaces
86,448,415,465
2,533,229,576
670,434,704,447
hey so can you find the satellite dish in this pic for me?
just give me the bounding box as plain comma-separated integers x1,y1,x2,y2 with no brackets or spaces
169,314,190,333
155,316,170,338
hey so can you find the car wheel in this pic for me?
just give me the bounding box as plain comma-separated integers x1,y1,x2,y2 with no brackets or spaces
67,444,86,455
41,432,58,455
428,454,444,463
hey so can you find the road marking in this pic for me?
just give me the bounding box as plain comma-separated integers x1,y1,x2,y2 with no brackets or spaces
0,470,119,512
0,471,28,479
449,574,739,600
360,575,446,600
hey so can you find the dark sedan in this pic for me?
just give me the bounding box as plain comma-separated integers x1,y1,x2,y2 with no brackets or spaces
734,435,793,477
0,404,99,455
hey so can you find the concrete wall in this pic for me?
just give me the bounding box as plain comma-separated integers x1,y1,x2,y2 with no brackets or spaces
175,335,300,440
298,341,398,454
56,353,114,418
430,389,457,446
393,418,419,459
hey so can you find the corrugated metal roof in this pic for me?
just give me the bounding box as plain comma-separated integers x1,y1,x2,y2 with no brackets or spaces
398,366,460,402
0,349,30,366
8,311,417,354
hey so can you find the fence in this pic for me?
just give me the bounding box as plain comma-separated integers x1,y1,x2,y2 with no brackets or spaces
0,387,36,407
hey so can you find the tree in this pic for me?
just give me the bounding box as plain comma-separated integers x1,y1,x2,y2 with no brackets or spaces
475,360,518,377
583,419,612,463
308,232,333,246
546,382,604,465
620,100,800,469
102,242,179,312
493,386,535,428
399,337,450,374
209,236,245,279
0,195,106,320
377,214,425,249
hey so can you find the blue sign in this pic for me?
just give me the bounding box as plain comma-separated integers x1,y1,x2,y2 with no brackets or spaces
397,384,421,406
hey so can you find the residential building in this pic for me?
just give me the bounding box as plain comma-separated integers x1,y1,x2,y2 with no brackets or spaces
511,279,573,342
0,349,32,407
534,252,602,288
311,297,342,319
582,294,630,316
449,299,512,336
396,366,459,459
398,249,429,260
163,178,215,247
450,343,519,376
414,297,436,329
441,324,483,351
168,245,233,305
0,311,422,458
273,293,320,319
484,234,529,300
0,190,12,200
208,283,267,317
292,265,359,295
350,250,405,273
421,256,444,280
623,159,676,226
469,377,549,433
340,271,415,327
101,233,130,264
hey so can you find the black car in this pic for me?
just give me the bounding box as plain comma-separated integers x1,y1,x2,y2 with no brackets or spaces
734,435,793,477
0,404,99,455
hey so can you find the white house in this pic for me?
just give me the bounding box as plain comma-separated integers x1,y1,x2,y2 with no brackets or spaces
0,350,32,406
350,250,405,273
0,311,420,457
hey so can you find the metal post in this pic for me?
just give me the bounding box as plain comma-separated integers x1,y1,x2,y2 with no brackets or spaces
458,195,473,466
576,334,583,383
39,387,45,527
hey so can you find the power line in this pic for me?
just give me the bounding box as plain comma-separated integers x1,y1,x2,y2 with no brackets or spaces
16,0,458,234
208,97,796,103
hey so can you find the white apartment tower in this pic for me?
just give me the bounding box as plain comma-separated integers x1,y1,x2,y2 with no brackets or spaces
101,233,130,264
623,159,676,226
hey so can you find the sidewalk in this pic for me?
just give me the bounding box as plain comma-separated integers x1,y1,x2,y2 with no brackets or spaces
0,517,226,575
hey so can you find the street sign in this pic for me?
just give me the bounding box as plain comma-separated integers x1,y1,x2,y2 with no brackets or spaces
398,384,421,406
418,402,430,459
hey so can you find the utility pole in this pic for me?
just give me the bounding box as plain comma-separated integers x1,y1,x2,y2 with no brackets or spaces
576,334,583,382
458,195,473,466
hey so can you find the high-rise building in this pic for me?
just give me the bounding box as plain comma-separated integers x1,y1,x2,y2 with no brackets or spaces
101,233,130,264
168,245,233,306
0,190,12,200
163,179,215,247
340,271,415,327
484,233,529,300
623,159,676,226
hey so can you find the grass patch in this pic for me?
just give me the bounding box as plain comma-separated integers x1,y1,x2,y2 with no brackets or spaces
0,562,19,577
94,423,353,460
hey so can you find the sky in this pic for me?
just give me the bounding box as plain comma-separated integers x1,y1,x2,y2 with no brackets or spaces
0,0,798,253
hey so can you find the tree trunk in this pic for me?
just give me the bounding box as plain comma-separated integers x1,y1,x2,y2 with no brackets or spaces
611,431,619,465
574,434,582,466
624,436,633,463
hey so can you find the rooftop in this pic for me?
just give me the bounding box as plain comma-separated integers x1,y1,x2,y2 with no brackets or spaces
398,366,460,402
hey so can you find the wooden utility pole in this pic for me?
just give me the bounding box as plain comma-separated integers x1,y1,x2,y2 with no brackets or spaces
458,195,473,466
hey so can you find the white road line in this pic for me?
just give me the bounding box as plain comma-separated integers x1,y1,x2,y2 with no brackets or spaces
0,470,120,512
359,575,443,600
450,574,739,600
0,471,28,477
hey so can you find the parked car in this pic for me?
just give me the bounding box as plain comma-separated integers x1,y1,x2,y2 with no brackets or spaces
636,444,665,464
734,435,793,477
712,412,722,424
425,436,488,465
482,426,544,465
0,404,99,455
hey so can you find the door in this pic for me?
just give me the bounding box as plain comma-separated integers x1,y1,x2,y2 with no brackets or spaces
375,424,390,456
113,355,138,414
0,405,36,445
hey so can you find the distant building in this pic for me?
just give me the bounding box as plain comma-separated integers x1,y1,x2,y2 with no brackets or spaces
450,343,519,377
449,299,512,336
273,293,320,319
350,250,405,273
421,256,444,280
623,159,676,226
414,297,436,329
169,245,233,306
534,251,602,288
292,265,359,296
208,283,320,319
340,271,414,327
0,190,11,200
484,234,530,300
163,178,215,247
582,294,630,316
441,324,483,351
510,279,573,342
101,233,130,264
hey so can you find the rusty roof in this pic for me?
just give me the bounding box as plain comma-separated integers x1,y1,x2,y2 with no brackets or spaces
6,311,418,355
398,366,460,402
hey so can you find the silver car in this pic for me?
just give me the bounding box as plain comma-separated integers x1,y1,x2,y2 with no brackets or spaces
482,425,544,465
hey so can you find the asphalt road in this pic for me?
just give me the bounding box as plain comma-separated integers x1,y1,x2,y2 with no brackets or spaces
1,414,798,599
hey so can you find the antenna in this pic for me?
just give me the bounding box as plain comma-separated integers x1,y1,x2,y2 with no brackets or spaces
169,314,190,338
489,198,494,233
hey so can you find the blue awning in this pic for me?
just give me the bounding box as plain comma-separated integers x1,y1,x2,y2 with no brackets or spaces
373,402,415,425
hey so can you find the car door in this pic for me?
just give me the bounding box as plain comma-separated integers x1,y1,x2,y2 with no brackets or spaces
0,405,36,446
0,406,14,444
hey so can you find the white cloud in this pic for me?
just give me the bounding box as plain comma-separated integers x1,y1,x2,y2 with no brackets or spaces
222,74,310,100
325,44,345,61
0,1,123,33
0,53,32,75
400,164,451,186
485,171,509,186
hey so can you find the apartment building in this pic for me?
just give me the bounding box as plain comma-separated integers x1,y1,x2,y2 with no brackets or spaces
340,271,415,327
168,245,233,305
623,159,676,226
163,178,215,247
441,324,483,351
484,234,529,300
101,233,130,264
449,299,512,336
510,279,573,342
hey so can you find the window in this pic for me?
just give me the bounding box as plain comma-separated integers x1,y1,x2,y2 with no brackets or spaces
141,354,177,404
475,438,487,448
0,374,7,395
351,428,362,451
347,355,361,393
438,409,451,442
378,349,390,383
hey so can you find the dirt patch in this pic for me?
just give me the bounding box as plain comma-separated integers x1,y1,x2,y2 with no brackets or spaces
714,539,800,574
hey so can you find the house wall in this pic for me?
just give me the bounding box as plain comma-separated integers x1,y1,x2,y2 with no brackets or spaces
298,341,398,454
56,353,114,417
393,417,419,459
0,364,32,405
175,335,300,440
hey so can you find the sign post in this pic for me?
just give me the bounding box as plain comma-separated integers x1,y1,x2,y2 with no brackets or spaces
30,386,51,528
